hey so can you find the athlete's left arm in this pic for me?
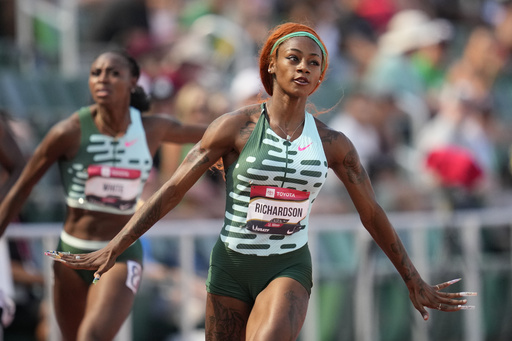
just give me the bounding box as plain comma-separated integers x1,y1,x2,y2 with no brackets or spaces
318,122,474,321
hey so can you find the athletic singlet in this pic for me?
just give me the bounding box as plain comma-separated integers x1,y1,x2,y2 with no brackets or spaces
58,107,152,215
221,103,328,256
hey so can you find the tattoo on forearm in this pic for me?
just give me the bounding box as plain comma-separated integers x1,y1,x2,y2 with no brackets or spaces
184,146,210,171
206,297,245,340
133,197,162,238
391,241,416,283
343,150,367,184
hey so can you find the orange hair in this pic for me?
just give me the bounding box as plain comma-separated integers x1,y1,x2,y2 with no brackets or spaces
259,22,329,96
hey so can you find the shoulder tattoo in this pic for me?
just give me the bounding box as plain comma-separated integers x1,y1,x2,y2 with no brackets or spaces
240,120,255,140
320,129,339,145
239,106,258,139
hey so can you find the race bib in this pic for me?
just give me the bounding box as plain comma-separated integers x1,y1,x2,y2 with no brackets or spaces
125,260,142,294
246,186,310,235
84,165,141,211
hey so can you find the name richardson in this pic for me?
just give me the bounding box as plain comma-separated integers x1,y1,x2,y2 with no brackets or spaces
254,203,303,217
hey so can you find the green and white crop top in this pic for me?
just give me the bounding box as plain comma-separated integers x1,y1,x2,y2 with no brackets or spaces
58,107,152,215
221,103,329,256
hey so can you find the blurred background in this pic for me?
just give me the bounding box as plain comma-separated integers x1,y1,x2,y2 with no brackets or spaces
2,0,512,340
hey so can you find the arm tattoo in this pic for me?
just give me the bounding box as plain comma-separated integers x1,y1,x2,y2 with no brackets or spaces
183,146,210,171
343,150,367,184
132,196,162,238
391,241,417,284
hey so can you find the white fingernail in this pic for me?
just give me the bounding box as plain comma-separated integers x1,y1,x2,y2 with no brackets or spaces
447,278,462,285
458,305,475,310
460,292,478,296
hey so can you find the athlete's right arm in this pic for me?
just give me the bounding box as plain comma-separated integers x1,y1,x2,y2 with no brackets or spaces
57,109,254,275
0,114,80,237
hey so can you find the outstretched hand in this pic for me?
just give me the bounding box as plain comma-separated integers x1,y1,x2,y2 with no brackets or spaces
408,278,477,321
45,249,116,284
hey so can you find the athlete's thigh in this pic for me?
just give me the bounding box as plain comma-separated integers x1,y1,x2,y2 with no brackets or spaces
246,277,309,341
205,292,252,341
78,261,142,341
52,261,90,341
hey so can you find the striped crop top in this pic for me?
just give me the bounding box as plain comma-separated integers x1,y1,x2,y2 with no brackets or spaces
58,107,152,215
221,103,329,256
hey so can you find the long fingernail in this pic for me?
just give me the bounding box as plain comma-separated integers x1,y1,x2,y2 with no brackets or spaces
57,251,70,259
458,305,475,310
448,278,462,285
460,292,478,296
45,251,63,259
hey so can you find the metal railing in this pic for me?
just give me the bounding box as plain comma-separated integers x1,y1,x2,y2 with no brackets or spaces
15,0,80,75
5,206,512,341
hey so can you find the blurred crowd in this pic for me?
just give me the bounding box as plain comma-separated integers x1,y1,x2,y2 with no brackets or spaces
2,0,512,339
1,0,512,216
74,0,512,217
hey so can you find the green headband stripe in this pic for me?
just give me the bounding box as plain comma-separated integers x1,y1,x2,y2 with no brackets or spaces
270,31,327,72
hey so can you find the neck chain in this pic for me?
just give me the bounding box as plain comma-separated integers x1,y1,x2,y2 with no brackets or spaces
275,119,305,141
263,102,305,141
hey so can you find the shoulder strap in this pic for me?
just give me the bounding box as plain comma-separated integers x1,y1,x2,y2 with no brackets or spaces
76,107,97,145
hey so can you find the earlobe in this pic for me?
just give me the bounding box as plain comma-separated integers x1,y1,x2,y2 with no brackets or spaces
268,61,275,74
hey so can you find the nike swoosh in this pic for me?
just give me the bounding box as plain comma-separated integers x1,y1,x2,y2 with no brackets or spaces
125,139,138,147
298,142,312,151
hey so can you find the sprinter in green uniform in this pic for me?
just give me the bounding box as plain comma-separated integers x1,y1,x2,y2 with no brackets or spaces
55,23,476,341
0,49,205,340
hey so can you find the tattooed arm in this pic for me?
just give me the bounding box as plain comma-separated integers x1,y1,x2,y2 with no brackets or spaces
320,123,474,320
322,127,421,285
56,107,259,277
